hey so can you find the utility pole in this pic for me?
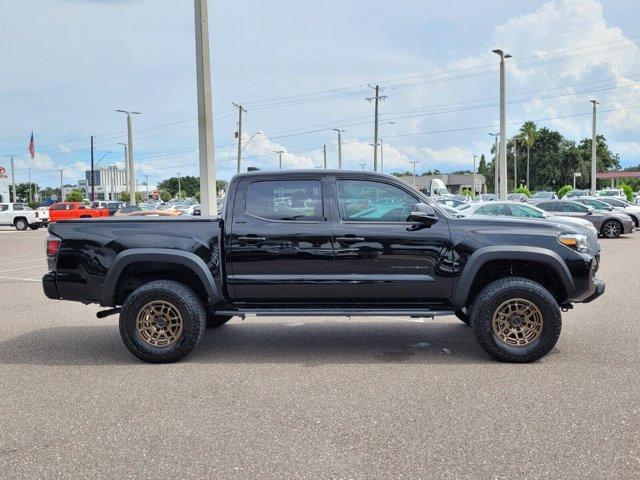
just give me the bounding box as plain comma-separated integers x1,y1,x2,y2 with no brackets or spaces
410,161,419,189
333,129,343,169
590,99,598,195
493,49,511,200
275,150,284,169
177,172,182,199
116,110,140,205
367,85,386,172
380,138,384,173
323,144,327,169
473,155,477,197
233,103,246,174
10,156,16,202
489,132,499,195
59,169,64,201
90,135,95,201
195,0,217,216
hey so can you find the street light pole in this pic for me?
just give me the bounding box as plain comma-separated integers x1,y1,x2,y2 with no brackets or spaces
194,0,217,216
118,142,129,194
590,99,599,195
116,110,140,205
275,150,284,169
493,49,511,200
410,161,419,188
177,172,182,199
473,155,477,197
380,138,384,173
323,145,327,169
333,129,344,169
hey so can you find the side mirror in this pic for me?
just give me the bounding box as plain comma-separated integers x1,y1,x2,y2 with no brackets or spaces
409,203,438,226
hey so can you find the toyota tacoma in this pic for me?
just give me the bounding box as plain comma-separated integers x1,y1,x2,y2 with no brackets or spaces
42,170,604,363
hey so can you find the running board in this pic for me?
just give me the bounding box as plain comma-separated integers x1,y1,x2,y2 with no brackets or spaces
212,308,455,319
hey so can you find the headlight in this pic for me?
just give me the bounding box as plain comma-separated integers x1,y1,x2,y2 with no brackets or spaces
558,233,589,253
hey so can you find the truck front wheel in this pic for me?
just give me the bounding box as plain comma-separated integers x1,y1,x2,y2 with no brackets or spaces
119,280,206,363
469,277,561,363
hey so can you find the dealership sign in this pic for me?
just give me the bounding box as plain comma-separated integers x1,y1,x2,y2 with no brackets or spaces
0,166,7,179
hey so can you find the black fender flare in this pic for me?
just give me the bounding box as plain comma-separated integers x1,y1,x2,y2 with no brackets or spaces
451,246,575,308
101,248,221,306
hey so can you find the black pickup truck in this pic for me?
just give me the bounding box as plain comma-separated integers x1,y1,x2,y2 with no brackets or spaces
42,170,604,363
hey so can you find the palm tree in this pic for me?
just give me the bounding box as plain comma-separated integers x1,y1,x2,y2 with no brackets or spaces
520,121,538,189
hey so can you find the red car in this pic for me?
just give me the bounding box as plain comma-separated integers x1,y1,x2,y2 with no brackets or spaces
49,202,109,223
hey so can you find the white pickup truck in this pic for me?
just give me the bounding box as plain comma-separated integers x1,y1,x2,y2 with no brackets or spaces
0,203,43,230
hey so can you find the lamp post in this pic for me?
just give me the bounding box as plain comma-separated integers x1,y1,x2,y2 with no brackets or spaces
410,161,419,189
116,110,140,205
590,99,599,195
492,49,512,200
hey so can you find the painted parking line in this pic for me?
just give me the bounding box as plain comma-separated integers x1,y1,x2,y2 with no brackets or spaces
0,265,45,274
0,258,44,266
0,275,41,283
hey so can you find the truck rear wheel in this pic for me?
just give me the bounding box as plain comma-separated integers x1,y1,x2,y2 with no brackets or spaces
14,218,28,231
28,223,40,230
469,277,561,363
119,280,206,363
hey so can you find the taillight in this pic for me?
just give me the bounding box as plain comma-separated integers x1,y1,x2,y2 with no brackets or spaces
46,235,61,256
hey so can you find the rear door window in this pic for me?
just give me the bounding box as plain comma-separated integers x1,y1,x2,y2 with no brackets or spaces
246,180,322,221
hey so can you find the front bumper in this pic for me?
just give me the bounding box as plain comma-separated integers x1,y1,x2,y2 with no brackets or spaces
582,277,605,303
42,272,60,300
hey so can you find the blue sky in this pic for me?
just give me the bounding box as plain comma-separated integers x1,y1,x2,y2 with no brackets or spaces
1,0,640,188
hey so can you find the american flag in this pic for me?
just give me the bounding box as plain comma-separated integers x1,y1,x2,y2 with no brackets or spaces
28,132,35,159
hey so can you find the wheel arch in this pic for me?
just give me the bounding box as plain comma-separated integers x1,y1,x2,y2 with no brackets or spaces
452,246,574,308
102,249,222,307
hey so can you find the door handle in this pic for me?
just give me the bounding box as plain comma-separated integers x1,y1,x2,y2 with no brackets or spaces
336,236,365,244
238,236,266,243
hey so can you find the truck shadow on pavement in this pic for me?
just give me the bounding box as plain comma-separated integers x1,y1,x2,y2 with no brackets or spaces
0,319,491,366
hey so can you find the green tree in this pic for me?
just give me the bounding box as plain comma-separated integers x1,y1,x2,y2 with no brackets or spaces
120,191,142,203
557,185,573,198
66,189,85,202
10,182,39,202
619,183,634,202
520,121,539,189
159,190,171,202
515,186,531,197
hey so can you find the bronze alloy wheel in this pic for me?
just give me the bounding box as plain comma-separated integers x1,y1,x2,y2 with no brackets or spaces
491,298,543,347
136,300,184,348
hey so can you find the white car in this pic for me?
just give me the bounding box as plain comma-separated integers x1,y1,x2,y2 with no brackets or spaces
37,206,50,225
0,203,43,230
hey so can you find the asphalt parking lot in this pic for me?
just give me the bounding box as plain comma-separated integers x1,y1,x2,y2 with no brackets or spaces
0,226,638,479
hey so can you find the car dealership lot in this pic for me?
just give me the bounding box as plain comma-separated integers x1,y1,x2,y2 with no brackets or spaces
0,227,638,479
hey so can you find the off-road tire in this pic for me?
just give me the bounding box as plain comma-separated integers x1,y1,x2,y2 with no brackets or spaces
206,314,233,329
469,277,561,363
14,218,28,231
454,308,470,325
119,280,206,363
601,219,622,239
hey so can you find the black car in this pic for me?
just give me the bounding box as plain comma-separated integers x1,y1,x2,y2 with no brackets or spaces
42,170,604,364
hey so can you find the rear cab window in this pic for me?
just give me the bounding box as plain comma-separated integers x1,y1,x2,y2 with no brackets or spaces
246,180,322,221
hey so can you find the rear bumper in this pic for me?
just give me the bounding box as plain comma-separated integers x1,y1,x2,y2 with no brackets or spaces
42,272,60,300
